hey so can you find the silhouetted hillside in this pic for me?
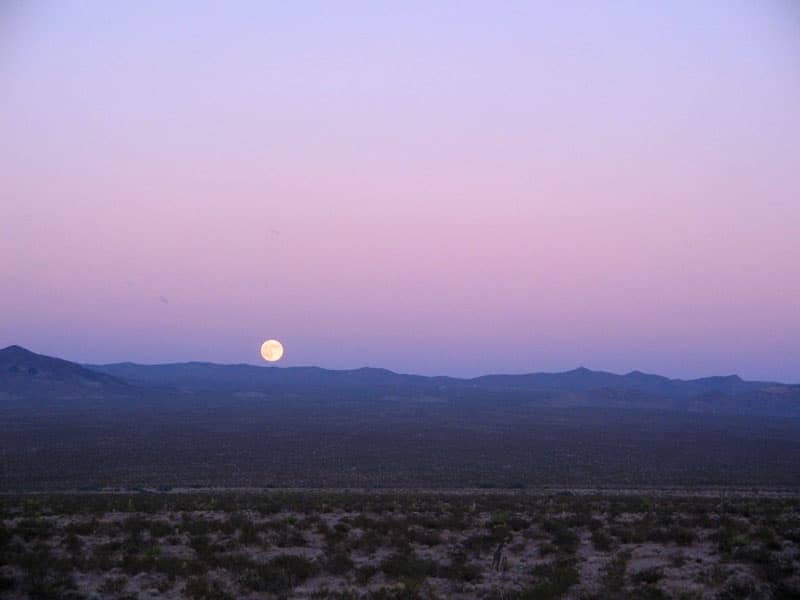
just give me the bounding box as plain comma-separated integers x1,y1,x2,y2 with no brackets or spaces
0,345,129,402
85,356,800,417
1,345,797,417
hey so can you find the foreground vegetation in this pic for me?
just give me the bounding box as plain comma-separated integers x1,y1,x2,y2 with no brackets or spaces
1,490,799,599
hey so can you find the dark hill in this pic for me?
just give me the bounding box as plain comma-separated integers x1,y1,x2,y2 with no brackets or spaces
0,345,129,401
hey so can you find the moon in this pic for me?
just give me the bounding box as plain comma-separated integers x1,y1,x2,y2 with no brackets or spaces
260,339,284,362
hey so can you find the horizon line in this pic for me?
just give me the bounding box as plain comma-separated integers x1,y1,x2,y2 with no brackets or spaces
4,344,796,386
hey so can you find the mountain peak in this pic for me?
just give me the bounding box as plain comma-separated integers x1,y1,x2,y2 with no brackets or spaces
0,345,51,365
0,344,127,392
1,344,34,356
570,366,593,374
693,374,744,384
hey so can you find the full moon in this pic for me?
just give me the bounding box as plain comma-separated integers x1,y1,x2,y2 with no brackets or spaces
260,339,284,362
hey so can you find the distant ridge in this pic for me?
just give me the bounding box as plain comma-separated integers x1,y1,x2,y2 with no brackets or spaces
86,356,785,397
82,350,800,417
1,345,798,417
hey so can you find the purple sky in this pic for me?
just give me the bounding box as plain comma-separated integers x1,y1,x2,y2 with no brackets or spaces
2,2,799,381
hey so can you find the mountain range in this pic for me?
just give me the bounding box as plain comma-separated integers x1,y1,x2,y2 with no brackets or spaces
4,344,800,490
2,344,798,417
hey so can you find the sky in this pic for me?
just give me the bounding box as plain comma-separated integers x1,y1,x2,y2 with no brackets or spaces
2,1,799,381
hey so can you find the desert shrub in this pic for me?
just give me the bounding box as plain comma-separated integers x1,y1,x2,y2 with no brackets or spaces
463,533,499,553
122,515,148,535
127,551,202,578
238,522,259,545
85,540,120,571
564,509,594,529
515,558,578,599
354,515,407,538
274,553,319,578
441,509,470,531
20,546,78,599
632,584,669,600
753,526,781,550
441,559,482,583
296,515,320,530
349,513,375,529
0,524,9,556
27,575,80,600
224,511,251,533
599,550,630,594
715,524,751,557
756,551,796,583
669,551,687,568
699,564,730,587
122,528,147,555
368,583,431,600
319,520,350,546
718,515,750,533
179,514,212,536
311,589,360,600
184,575,233,600
772,580,800,600
549,526,579,555
254,499,282,515
148,519,174,538
356,564,379,584
0,573,15,592
782,528,800,544
64,531,82,556
716,574,761,600
242,554,318,593
271,520,307,547
213,552,257,572
509,515,531,531
668,526,696,546
408,527,442,546
591,528,614,551
98,576,128,594
610,523,639,544
489,511,510,528
14,518,53,542
322,545,355,575
538,541,558,556
334,522,350,535
732,543,771,565
631,567,664,585
190,532,212,558
64,520,95,536
380,550,439,581
155,576,174,593
352,528,384,553
443,547,482,581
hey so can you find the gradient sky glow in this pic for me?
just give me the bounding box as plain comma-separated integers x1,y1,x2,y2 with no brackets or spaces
2,1,799,380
